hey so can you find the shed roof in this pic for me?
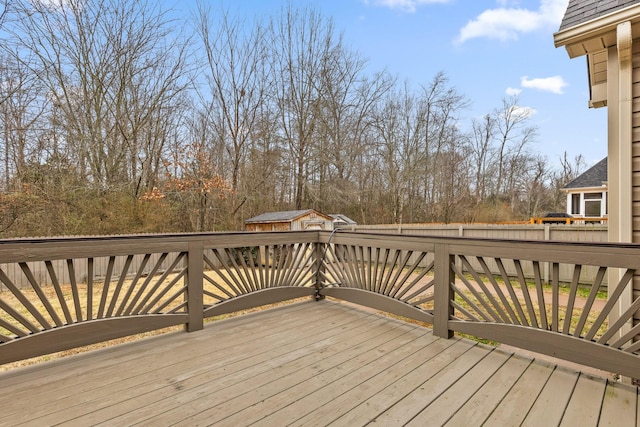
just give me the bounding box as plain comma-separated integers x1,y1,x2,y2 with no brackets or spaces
559,0,640,31
563,157,608,189
329,214,357,225
245,209,330,224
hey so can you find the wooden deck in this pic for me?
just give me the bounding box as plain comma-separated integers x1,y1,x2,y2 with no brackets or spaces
1,300,638,426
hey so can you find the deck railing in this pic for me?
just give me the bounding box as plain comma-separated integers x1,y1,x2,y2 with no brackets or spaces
0,231,639,380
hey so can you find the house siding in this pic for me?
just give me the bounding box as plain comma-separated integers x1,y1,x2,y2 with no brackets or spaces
633,39,640,326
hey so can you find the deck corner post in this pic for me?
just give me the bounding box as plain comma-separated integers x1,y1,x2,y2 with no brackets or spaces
186,241,204,332
434,243,454,338
313,239,326,301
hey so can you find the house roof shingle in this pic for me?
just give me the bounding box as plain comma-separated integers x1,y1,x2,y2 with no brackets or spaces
563,157,608,189
244,209,315,223
559,0,640,31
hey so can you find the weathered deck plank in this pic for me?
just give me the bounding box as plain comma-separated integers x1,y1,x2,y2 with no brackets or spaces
520,366,580,426
478,359,555,426
20,303,378,425
441,354,535,426
323,339,476,426
561,374,607,426
0,299,637,427
599,381,639,427
5,302,347,424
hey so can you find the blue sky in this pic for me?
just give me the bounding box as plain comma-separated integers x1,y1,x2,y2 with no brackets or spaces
178,0,608,166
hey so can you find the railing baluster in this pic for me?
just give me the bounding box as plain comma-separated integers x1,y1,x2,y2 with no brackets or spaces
562,264,582,335
0,267,52,330
515,260,538,329
457,256,507,323
122,253,167,315
0,298,38,334
19,262,63,327
106,255,133,318
86,257,94,321
532,261,548,330
585,269,635,341
496,258,529,326
66,259,83,322
477,257,520,324
97,256,115,319
574,267,606,337
388,251,413,299
551,262,560,332
451,263,501,323
380,249,400,295
114,254,150,316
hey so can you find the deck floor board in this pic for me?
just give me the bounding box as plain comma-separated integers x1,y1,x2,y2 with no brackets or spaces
0,299,638,427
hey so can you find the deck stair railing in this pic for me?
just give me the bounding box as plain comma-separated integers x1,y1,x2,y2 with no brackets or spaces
0,230,639,380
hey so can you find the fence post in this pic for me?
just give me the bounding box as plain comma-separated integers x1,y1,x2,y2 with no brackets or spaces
433,243,454,338
186,241,204,332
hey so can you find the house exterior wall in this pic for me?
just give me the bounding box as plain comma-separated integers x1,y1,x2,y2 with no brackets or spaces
632,38,640,326
607,30,640,337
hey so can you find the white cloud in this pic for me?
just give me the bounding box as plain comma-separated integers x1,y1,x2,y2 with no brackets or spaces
364,0,451,14
521,75,568,94
506,87,522,96
511,105,537,119
456,0,568,43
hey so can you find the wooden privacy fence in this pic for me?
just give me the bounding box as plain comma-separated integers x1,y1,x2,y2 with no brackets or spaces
0,231,639,380
349,223,607,241
350,223,608,285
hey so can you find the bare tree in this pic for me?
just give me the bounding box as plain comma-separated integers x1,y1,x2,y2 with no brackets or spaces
0,54,46,190
269,5,339,209
10,0,191,192
196,3,268,192
469,114,495,201
493,95,537,198
311,40,393,213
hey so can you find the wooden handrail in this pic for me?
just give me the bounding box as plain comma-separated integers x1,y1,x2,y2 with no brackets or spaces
0,230,638,379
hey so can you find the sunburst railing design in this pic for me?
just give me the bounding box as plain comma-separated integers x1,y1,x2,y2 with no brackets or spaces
442,244,640,379
317,234,435,324
202,243,317,318
0,244,191,364
449,254,640,350
0,232,639,379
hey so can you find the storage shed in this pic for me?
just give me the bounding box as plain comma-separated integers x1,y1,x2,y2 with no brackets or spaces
244,209,334,231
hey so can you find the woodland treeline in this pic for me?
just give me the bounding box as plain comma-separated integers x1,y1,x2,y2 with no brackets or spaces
0,0,586,236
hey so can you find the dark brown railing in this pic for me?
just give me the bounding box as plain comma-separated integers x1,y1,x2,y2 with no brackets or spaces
0,231,638,379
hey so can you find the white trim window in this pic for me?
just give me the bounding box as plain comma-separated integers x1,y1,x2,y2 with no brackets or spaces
566,190,607,217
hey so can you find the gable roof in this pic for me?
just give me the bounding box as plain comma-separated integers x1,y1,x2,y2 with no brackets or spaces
559,0,640,31
329,214,357,225
245,209,331,224
563,157,608,189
